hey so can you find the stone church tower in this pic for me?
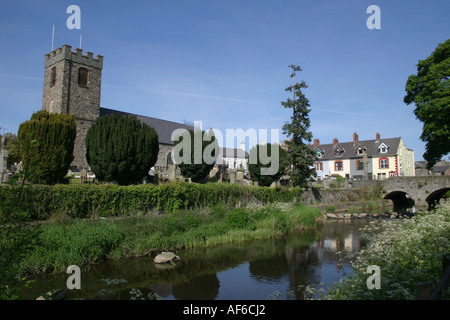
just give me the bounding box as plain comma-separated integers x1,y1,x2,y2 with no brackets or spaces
42,45,103,170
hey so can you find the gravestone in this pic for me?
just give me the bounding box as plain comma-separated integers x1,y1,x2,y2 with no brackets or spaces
0,136,9,183
80,169,87,184
168,164,176,181
236,169,244,185
229,169,236,184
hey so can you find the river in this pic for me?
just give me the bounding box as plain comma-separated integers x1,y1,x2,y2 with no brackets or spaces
20,219,379,300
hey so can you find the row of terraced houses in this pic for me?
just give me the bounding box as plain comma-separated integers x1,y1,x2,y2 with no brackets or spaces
312,132,415,180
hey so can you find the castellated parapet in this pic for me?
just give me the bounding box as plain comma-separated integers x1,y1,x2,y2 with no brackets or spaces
44,45,103,69
42,45,103,170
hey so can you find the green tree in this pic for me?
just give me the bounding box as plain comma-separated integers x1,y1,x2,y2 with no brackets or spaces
85,114,159,185
1,139,41,299
18,110,76,184
248,143,289,187
404,39,450,168
281,65,316,187
173,129,218,183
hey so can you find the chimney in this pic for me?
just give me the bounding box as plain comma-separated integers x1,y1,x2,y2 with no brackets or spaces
353,132,359,145
333,138,339,147
240,141,245,152
376,132,380,141
313,139,320,149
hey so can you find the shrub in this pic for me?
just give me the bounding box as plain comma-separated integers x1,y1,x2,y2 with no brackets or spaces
326,203,450,300
173,129,218,183
325,205,336,213
0,183,305,221
18,110,76,184
226,209,248,229
347,206,358,214
85,113,159,185
248,143,289,187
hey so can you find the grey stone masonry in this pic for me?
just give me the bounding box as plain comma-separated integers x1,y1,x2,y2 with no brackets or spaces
42,45,103,170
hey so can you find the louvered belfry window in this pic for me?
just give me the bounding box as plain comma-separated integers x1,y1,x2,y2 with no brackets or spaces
50,67,56,87
78,68,88,87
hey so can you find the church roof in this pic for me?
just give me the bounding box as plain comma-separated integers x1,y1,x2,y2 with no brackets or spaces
99,107,194,145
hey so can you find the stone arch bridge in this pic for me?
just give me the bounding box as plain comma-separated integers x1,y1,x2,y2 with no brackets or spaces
351,176,450,212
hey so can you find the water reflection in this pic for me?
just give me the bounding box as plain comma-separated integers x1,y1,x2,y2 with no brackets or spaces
20,219,372,300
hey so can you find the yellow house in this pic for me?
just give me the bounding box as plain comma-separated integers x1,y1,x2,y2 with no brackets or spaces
371,137,415,180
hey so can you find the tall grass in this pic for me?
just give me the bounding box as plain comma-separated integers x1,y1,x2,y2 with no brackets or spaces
19,202,324,275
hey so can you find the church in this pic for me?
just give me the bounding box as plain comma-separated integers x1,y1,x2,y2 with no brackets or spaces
41,44,195,174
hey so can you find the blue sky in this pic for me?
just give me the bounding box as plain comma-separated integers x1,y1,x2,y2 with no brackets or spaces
1,1,449,161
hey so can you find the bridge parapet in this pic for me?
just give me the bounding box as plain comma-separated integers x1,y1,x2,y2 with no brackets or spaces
351,176,450,210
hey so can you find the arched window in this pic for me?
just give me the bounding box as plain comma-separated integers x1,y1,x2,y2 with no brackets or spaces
166,151,173,165
78,68,89,87
50,67,56,87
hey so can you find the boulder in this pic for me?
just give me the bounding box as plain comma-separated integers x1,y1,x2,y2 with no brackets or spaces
36,289,66,300
344,214,353,219
326,213,337,219
358,213,367,219
154,252,181,264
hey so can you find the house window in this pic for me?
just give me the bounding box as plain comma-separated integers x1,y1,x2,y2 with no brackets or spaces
377,173,386,180
357,147,366,155
315,162,323,172
78,68,89,87
334,161,343,171
50,67,56,87
379,143,388,154
389,171,396,177
379,158,389,169
335,148,344,157
356,159,364,170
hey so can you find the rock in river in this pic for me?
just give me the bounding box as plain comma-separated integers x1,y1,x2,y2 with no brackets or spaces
154,252,181,264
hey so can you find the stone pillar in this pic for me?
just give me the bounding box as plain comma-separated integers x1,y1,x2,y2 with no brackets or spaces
229,169,236,184
236,168,244,185
0,137,9,183
168,164,176,181
363,153,369,181
80,169,87,184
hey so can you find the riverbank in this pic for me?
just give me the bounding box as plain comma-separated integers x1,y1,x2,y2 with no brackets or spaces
18,202,324,276
322,202,450,300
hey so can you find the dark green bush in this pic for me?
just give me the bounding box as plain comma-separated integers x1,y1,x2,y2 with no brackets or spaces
18,110,76,184
85,113,159,185
174,129,218,183
0,183,304,221
248,143,289,187
227,209,248,229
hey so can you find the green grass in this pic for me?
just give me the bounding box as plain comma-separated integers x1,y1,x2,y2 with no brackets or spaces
19,202,324,275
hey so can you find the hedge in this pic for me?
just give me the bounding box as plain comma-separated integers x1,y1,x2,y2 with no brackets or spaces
0,182,304,220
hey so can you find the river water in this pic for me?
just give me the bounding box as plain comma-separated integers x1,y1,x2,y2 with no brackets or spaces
20,219,377,300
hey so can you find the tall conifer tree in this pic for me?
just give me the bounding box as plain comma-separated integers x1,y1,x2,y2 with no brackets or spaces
281,65,316,187
85,114,159,185
18,110,77,184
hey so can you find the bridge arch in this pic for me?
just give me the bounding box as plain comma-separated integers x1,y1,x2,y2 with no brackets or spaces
425,188,450,209
384,191,415,214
